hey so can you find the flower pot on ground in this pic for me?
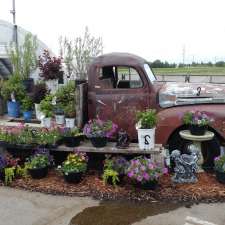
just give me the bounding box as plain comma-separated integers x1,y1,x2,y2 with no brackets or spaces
214,155,225,184
58,152,88,183
136,109,157,150
7,101,20,118
61,127,83,147
83,118,118,148
26,148,53,179
21,96,33,122
126,156,168,190
183,111,213,136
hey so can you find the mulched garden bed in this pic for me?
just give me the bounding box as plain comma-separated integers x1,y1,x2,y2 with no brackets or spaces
1,170,225,203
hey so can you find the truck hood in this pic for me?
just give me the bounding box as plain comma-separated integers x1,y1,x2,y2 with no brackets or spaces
158,82,225,108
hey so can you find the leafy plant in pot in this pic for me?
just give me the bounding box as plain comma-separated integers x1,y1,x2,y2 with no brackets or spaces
136,109,157,150
40,94,54,128
183,111,213,136
21,96,33,122
32,82,48,120
58,152,88,183
83,118,118,148
25,148,53,179
214,155,225,184
1,75,25,118
64,103,76,128
126,156,168,190
61,127,83,147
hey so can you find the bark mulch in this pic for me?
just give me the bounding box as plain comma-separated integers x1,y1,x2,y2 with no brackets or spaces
1,170,225,203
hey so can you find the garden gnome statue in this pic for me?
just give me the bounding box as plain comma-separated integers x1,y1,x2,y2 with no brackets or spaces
171,149,199,183
116,129,130,148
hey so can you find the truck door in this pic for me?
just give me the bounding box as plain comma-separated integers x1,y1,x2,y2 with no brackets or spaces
93,65,150,140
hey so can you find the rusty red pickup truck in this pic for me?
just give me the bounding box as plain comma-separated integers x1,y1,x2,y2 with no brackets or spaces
84,52,225,152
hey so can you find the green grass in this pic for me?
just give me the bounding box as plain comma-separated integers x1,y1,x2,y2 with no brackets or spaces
152,67,225,76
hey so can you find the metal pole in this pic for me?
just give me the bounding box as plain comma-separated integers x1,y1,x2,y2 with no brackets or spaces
10,0,18,48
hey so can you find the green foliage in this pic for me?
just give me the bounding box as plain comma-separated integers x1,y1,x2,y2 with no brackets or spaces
58,152,88,175
1,75,25,102
16,165,28,178
7,33,38,79
136,109,157,129
40,94,54,117
63,127,82,137
4,167,15,185
102,169,119,186
21,96,33,111
183,111,193,125
63,102,76,118
26,154,49,169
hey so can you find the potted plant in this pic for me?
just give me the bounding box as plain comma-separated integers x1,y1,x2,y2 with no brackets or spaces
61,127,83,147
83,118,118,148
54,105,65,125
64,103,76,128
102,155,128,186
32,82,48,120
214,155,225,184
26,149,52,179
58,152,88,183
136,109,157,150
183,111,213,135
1,75,25,118
38,50,64,93
40,94,54,128
21,96,33,122
126,156,168,190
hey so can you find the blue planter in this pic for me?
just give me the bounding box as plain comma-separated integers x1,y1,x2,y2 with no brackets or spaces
23,111,32,122
7,101,20,118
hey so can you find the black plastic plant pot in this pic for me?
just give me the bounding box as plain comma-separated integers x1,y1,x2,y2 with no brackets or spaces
190,124,207,136
28,167,48,179
64,136,81,147
89,137,107,148
134,180,158,190
63,172,83,183
216,171,225,184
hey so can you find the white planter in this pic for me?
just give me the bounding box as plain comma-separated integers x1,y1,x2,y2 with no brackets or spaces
65,118,75,128
46,79,58,94
137,128,155,150
43,117,52,128
55,115,65,125
35,103,44,120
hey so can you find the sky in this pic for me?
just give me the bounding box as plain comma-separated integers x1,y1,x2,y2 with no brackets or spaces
1,0,225,63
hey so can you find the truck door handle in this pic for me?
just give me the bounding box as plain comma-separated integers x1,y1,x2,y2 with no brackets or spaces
97,100,107,106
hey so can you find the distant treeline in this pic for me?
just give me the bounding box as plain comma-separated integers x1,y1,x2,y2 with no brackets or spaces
149,59,225,68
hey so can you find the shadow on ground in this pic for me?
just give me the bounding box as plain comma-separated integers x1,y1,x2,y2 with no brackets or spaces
69,201,186,225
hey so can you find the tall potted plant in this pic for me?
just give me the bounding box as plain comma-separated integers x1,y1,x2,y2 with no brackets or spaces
40,94,54,128
38,50,64,93
1,75,25,118
136,109,157,150
21,96,33,122
32,82,48,120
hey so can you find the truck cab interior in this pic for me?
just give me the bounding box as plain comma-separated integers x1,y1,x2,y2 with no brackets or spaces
98,66,143,89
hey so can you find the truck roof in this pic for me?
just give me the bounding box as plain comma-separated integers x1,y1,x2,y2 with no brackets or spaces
91,52,147,67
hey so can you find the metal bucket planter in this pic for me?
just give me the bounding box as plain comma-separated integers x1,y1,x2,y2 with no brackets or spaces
65,118,75,128
137,128,155,150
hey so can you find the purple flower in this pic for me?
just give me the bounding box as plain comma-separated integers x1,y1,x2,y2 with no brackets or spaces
128,171,134,178
163,167,168,174
137,175,143,182
143,172,150,181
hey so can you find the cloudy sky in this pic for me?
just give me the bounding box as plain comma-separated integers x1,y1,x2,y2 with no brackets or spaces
1,0,225,63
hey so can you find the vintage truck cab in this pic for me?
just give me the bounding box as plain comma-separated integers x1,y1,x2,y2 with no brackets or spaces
87,53,225,150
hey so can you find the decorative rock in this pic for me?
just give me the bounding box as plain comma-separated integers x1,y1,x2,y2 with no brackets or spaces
171,149,199,183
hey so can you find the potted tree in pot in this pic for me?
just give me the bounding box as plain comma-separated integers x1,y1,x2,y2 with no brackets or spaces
214,155,225,184
136,109,157,150
38,50,64,94
32,82,48,120
40,94,54,128
25,148,53,179
183,111,213,136
1,75,25,118
83,118,118,148
58,152,88,183
126,156,168,190
21,96,33,122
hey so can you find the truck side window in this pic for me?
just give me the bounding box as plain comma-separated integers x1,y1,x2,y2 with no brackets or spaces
98,66,116,89
117,66,143,88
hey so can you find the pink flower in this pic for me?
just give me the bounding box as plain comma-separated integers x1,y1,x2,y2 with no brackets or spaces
163,167,168,174
143,172,150,181
128,171,134,178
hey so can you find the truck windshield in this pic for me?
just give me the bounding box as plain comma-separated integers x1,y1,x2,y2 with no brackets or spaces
144,64,156,83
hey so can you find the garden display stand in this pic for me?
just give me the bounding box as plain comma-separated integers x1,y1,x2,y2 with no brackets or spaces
179,130,214,172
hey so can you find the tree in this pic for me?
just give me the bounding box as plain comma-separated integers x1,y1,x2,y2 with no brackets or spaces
59,27,103,80
7,33,38,79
